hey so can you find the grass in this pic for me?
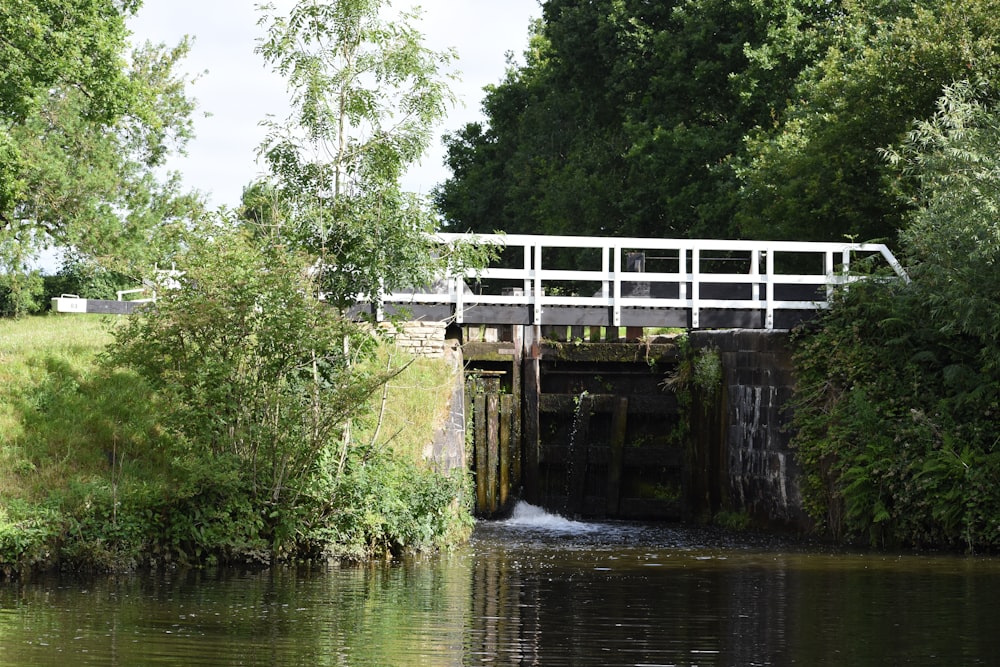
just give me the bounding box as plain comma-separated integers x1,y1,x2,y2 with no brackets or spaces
353,348,458,463
0,315,122,500
0,314,463,573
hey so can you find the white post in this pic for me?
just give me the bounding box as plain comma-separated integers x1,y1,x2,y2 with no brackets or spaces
691,247,700,329
612,245,622,327
523,242,532,295
601,242,610,299
765,250,775,329
826,250,835,301
533,241,543,324
454,271,464,324
678,247,687,304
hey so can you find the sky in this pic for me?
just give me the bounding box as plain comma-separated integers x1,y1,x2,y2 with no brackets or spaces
128,0,542,209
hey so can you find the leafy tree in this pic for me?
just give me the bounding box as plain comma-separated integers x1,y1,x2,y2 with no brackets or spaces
435,0,816,242
0,0,140,123
1,2,202,315
106,227,398,555
254,0,476,310
735,0,1000,244
105,0,483,560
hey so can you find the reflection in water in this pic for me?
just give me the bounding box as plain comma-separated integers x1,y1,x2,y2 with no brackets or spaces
466,502,1000,666
1,502,999,665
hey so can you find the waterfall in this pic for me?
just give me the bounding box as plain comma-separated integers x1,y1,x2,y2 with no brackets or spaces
565,391,590,513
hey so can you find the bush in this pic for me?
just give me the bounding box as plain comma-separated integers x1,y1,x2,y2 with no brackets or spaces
104,226,469,562
0,270,44,317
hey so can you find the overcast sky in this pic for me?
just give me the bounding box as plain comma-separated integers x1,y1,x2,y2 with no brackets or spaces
128,0,541,209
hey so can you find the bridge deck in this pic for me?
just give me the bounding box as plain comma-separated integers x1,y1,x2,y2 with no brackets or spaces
364,234,907,330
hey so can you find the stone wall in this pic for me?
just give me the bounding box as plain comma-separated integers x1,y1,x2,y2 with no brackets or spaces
690,330,811,530
423,339,467,473
380,321,448,358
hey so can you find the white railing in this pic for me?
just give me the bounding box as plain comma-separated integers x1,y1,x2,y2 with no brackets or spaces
377,234,908,330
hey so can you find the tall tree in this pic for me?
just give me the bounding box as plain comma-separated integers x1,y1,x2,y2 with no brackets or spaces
435,0,810,242
0,1,202,297
789,83,1000,548
255,0,480,309
735,0,1000,243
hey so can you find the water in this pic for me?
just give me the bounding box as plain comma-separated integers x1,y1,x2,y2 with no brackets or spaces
2,502,1000,666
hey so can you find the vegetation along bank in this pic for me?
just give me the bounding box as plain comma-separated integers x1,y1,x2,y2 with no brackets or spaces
0,308,471,578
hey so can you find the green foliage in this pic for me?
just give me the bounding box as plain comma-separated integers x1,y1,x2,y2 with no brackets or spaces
0,310,470,576
0,499,60,577
321,452,472,559
437,0,791,240
0,270,44,317
106,227,386,550
789,84,1000,551
437,0,1000,249
43,254,138,304
736,0,1000,243
790,278,1000,550
1,4,202,292
254,0,464,309
0,0,139,124
714,509,751,531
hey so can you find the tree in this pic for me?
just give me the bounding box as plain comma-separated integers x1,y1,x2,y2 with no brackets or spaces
7,42,201,263
106,226,397,554
254,0,475,310
104,0,484,560
735,0,1000,244
888,81,1000,367
0,0,139,123
789,82,1000,549
1,1,202,314
435,0,813,242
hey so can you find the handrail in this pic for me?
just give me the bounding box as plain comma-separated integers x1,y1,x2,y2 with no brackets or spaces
376,234,908,330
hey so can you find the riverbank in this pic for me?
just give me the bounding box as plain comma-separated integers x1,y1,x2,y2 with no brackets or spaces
0,315,471,578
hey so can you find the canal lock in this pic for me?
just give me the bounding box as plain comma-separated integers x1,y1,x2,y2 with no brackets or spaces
462,325,688,521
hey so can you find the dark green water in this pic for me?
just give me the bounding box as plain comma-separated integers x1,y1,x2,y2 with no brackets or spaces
2,503,999,666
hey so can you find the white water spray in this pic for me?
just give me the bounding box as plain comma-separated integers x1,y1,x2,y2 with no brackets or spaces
502,501,599,532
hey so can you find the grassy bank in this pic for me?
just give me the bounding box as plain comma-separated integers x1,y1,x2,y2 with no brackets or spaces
0,315,469,577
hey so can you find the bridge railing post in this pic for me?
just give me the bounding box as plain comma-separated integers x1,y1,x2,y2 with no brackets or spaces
533,241,543,324
765,249,775,329
691,247,701,329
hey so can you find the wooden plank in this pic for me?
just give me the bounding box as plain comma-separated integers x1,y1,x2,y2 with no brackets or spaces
539,306,609,326
474,394,487,515
499,394,512,511
522,326,541,503
606,397,628,517
510,326,523,495
537,341,679,363
698,309,764,329
460,305,532,325
72,299,144,315
540,445,683,467
539,393,678,415
620,307,690,328
381,304,453,321
487,393,500,514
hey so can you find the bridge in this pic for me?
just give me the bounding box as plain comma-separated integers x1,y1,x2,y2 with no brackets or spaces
52,234,907,330
365,234,908,331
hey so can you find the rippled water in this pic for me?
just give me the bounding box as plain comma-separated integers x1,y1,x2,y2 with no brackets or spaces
2,502,1000,666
